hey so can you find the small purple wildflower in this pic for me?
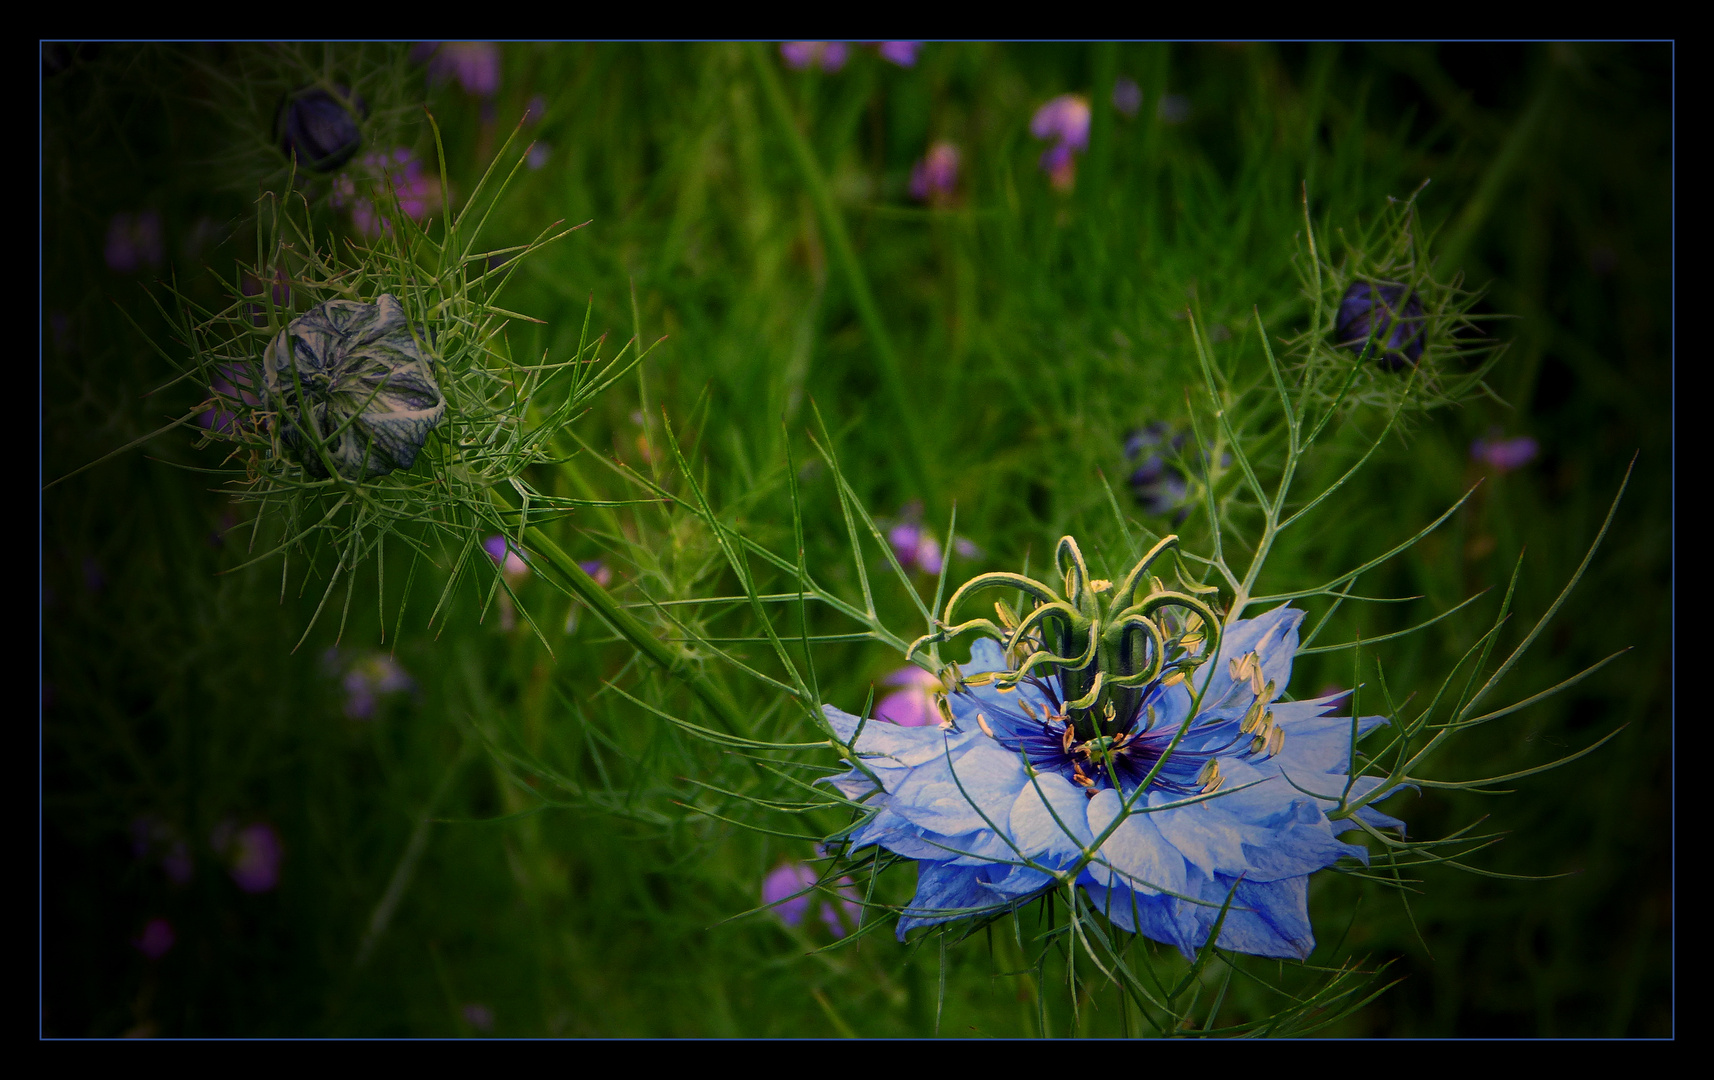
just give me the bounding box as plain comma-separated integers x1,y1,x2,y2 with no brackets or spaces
339,651,415,719
462,1003,495,1032
579,560,613,587
1031,95,1091,190
134,917,175,960
483,535,531,585
1470,432,1539,473
909,140,960,204
889,523,943,576
1113,77,1143,117
874,666,942,728
526,143,551,170
762,862,860,937
228,823,282,894
522,95,547,126
105,211,163,274
420,42,501,97
1125,422,1226,521
876,41,921,67
780,42,848,72
1335,282,1426,371
332,149,440,238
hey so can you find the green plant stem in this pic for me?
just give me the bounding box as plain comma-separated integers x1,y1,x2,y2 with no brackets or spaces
748,43,932,499
520,520,747,735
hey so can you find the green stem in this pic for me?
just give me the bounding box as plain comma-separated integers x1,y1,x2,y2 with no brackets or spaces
518,520,747,736
748,43,931,498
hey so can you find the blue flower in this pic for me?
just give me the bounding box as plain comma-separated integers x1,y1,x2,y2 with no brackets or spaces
260,295,446,480
822,537,1403,959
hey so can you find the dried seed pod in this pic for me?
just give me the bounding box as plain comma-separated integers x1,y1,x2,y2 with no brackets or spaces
261,295,445,480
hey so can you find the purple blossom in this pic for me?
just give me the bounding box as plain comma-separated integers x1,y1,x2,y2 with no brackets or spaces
1031,95,1091,190
483,535,531,584
274,84,367,173
761,861,861,937
331,149,440,238
780,42,848,72
1126,422,1226,521
874,666,942,728
134,917,175,960
198,365,258,434
579,560,613,587
526,143,551,170
104,211,163,274
1470,433,1539,473
228,823,282,893
522,95,547,126
1113,77,1142,117
909,140,960,204
419,42,501,97
876,41,921,67
338,651,415,719
888,523,943,576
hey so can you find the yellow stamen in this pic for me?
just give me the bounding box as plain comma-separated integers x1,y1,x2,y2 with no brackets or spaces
978,714,996,739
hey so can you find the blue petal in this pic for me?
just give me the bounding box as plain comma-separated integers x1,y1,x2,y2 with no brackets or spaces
1202,605,1303,705
1145,788,1249,878
888,739,1028,836
1208,876,1315,960
897,862,1001,937
1006,771,1093,867
1084,789,1188,897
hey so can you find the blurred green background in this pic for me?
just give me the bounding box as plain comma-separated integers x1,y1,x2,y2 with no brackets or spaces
41,42,1670,1037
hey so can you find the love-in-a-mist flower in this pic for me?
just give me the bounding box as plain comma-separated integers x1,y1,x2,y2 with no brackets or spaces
781,42,849,72
909,141,960,204
331,149,441,238
762,861,861,937
259,294,446,481
1031,95,1091,191
822,536,1402,958
1471,432,1539,473
1335,282,1426,371
274,85,367,173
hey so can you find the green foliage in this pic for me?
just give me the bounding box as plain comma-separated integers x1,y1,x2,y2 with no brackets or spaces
42,42,1670,1037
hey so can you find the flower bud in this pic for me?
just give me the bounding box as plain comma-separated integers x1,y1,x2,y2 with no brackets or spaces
1335,281,1425,371
274,85,367,173
260,295,446,480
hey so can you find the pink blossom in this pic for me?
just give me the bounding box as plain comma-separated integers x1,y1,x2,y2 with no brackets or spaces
874,666,942,727
780,42,848,72
909,140,960,204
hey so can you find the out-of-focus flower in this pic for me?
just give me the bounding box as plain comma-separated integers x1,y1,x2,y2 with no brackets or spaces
134,917,175,959
331,149,441,238
526,143,551,170
105,211,163,274
875,666,943,727
781,42,849,72
223,822,282,894
909,140,960,204
1125,422,1228,521
889,522,943,576
198,365,258,433
522,95,547,126
823,578,1403,954
762,861,862,937
876,41,921,67
274,84,367,173
260,294,446,480
1157,93,1191,124
1335,281,1426,371
334,650,416,719
1471,432,1539,473
483,535,531,585
562,560,614,634
131,817,194,885
416,42,501,97
462,1003,495,1032
1031,95,1091,191
1113,77,1143,117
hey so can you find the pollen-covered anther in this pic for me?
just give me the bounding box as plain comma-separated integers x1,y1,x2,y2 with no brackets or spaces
1197,759,1223,793
1061,724,1076,754
1265,724,1286,757
1070,763,1096,787
1162,670,1187,689
1090,578,1112,593
977,714,996,739
1241,699,1266,734
1251,667,1270,699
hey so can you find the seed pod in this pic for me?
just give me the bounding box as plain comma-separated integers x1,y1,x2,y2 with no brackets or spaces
261,295,446,480
1335,281,1425,371
274,85,368,173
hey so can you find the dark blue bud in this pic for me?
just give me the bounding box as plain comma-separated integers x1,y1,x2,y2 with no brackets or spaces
274,85,368,173
1335,282,1425,371
261,295,446,481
